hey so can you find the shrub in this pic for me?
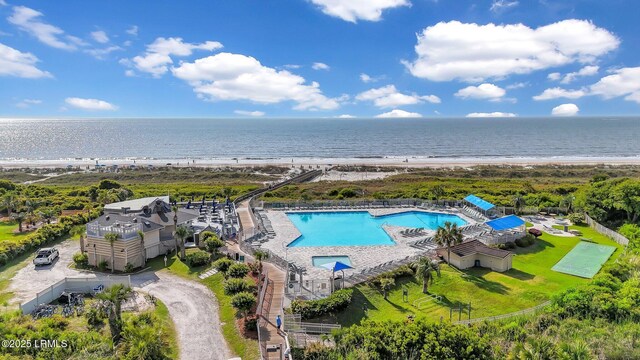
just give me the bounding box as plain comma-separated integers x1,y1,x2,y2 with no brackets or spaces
290,288,353,320
244,316,258,332
339,188,357,198
568,212,585,225
98,179,122,190
224,278,255,295
0,253,8,267
98,260,108,271
204,236,225,254
213,258,234,273
496,241,517,250
231,292,256,318
185,250,210,267
124,262,135,273
73,252,89,267
227,263,250,278
515,234,536,247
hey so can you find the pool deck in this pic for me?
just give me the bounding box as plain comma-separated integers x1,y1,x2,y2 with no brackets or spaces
259,208,476,280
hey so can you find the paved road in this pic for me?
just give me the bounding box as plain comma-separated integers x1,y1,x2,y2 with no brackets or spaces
7,239,231,360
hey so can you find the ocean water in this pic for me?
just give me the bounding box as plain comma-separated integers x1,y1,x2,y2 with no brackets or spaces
0,117,639,161
286,211,466,247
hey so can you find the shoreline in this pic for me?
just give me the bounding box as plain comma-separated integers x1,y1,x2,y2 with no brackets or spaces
2,156,640,169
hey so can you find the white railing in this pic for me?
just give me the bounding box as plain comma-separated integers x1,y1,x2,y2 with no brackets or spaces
86,221,142,239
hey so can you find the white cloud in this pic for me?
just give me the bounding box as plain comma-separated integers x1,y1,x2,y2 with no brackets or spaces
124,69,135,77
589,67,640,104
490,0,519,12
533,87,586,100
466,112,517,118
547,72,561,81
90,30,109,44
0,0,7,6
234,110,265,117
506,82,527,89
455,83,506,101
310,0,410,23
8,6,80,50
0,42,52,78
128,37,223,77
356,85,440,108
126,25,138,36
404,20,619,82
375,109,422,118
65,97,118,111
312,62,330,71
336,114,356,118
551,103,579,116
15,98,42,108
283,64,301,69
172,52,339,110
557,65,599,84
85,45,122,59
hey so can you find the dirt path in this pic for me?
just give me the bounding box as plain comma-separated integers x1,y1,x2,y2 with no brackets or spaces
134,272,231,360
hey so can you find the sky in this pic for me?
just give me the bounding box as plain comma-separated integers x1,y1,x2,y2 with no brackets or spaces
1,0,640,118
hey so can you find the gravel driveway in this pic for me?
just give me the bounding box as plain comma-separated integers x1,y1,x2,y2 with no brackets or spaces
7,238,232,360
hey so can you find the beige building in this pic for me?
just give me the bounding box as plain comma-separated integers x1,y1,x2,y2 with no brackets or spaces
84,196,198,271
436,240,513,272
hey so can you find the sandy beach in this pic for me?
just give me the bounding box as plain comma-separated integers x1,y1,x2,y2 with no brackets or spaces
2,156,640,170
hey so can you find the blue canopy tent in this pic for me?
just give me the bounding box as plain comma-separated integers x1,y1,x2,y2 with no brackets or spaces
464,194,496,216
320,261,353,292
485,215,525,231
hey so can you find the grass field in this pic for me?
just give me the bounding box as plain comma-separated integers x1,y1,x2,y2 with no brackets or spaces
0,221,31,247
323,224,622,326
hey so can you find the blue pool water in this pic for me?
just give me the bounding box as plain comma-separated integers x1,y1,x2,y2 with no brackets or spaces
287,211,467,247
312,256,352,267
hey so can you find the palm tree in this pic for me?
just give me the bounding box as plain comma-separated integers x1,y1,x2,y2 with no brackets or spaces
414,257,440,294
138,230,146,266
174,225,191,260
172,205,179,255
104,233,120,273
431,185,445,205
70,226,87,253
512,195,525,214
561,194,575,213
379,277,395,299
434,221,464,265
1,193,16,217
38,208,55,224
254,249,269,273
11,212,26,233
96,284,132,344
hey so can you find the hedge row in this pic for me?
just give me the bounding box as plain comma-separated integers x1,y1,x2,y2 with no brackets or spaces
290,288,353,320
0,210,100,266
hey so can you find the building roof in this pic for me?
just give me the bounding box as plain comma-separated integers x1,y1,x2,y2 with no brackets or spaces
140,208,199,226
92,213,164,232
436,240,512,259
485,215,525,231
464,194,495,211
104,196,170,212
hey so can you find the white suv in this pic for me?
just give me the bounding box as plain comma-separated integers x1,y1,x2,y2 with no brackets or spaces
33,248,59,266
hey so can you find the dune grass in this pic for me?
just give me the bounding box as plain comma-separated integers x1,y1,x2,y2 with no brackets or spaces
326,224,622,326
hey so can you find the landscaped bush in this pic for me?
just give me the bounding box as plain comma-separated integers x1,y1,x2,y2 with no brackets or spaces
213,258,234,272
204,236,225,254
185,250,210,267
515,234,536,247
224,278,255,295
568,212,585,225
227,263,250,278
290,288,353,320
72,252,89,267
369,264,414,286
244,316,258,332
98,259,108,271
124,262,135,273
496,241,517,250
231,291,256,318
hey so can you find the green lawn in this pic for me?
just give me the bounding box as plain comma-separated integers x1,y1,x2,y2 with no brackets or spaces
326,224,622,326
146,253,260,360
0,221,31,247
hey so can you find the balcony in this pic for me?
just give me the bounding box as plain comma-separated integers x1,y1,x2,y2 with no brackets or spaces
86,221,143,240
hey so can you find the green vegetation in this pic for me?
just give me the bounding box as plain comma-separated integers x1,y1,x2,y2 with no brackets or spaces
230,292,256,319
0,293,177,360
318,225,621,327
184,249,211,267
290,289,353,320
227,263,250,278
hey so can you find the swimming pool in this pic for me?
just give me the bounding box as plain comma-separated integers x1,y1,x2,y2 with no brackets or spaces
287,211,467,247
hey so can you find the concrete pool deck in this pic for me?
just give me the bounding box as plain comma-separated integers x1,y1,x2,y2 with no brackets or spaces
258,208,476,280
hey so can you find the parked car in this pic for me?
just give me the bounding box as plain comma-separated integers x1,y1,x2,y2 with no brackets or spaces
33,247,59,266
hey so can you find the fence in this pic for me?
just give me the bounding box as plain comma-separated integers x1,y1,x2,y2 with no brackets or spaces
455,300,551,325
584,214,629,246
20,275,131,314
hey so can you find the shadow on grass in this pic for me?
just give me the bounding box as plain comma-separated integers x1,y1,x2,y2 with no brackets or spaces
461,268,510,294
514,238,555,255
503,268,535,281
334,287,378,327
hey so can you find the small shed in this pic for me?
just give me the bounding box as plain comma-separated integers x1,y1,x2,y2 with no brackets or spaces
436,240,514,272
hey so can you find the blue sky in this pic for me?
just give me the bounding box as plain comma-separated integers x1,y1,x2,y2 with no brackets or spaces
1,0,640,118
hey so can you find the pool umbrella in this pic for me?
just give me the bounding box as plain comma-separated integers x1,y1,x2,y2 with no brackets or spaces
320,261,353,293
